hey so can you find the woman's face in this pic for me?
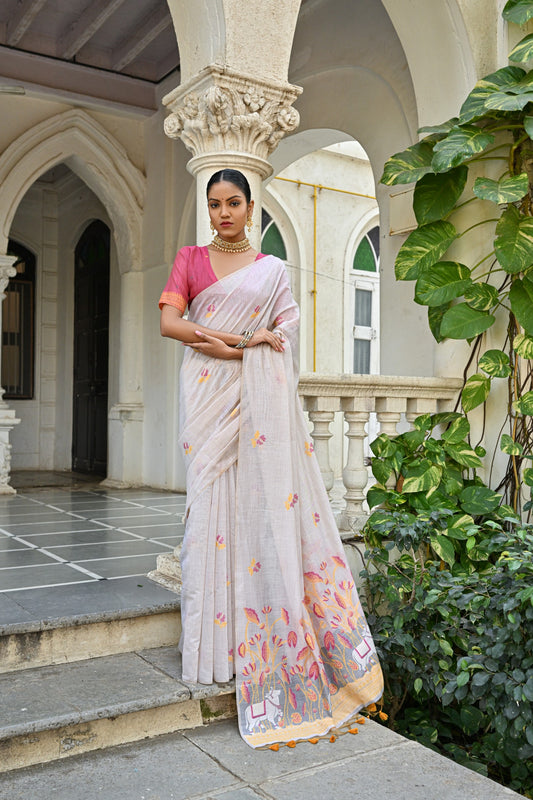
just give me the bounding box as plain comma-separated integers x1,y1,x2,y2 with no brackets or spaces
207,180,253,241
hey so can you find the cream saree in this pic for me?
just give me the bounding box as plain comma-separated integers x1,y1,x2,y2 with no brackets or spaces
178,254,383,748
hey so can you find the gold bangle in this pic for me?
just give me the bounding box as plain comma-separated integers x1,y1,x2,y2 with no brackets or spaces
235,329,254,349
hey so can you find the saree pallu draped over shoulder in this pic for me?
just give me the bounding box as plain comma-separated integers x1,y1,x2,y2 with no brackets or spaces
178,254,383,748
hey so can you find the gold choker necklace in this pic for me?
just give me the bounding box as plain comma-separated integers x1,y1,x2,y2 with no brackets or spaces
211,234,251,253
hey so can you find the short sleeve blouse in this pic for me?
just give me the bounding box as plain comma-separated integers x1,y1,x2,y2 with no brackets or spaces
159,245,267,313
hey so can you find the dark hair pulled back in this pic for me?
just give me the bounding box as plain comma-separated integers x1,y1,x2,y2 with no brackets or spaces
206,169,251,204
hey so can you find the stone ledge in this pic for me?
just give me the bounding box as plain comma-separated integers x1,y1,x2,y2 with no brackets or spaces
0,576,180,637
1,613,181,674
0,645,233,739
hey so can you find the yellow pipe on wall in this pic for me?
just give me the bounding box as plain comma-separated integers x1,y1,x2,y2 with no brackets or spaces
274,176,376,372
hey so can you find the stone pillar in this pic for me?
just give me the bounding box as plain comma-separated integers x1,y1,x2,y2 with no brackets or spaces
163,65,302,246
307,405,336,494
376,397,406,491
0,256,21,494
103,271,144,489
148,65,301,592
338,399,374,534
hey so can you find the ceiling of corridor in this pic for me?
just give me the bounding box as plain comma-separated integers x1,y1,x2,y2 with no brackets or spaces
0,0,313,111
0,0,180,83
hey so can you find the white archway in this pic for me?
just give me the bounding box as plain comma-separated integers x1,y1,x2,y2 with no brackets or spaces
381,0,478,126
0,109,145,274
166,0,302,86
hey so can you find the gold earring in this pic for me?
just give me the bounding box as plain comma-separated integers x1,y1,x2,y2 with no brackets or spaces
210,221,215,233
247,217,253,231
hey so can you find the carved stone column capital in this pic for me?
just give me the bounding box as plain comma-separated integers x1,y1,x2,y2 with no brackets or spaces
0,255,17,299
163,65,302,163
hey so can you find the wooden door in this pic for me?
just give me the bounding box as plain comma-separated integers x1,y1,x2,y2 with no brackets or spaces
72,221,110,475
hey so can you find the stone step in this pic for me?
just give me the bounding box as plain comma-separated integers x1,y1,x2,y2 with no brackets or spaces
0,644,235,773
0,577,181,673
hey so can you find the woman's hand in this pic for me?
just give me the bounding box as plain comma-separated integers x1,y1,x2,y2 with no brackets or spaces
184,331,240,360
246,328,285,352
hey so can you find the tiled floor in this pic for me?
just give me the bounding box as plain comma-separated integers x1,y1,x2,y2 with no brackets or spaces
0,487,186,593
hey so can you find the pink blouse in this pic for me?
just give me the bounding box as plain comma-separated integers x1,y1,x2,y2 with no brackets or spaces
159,245,267,313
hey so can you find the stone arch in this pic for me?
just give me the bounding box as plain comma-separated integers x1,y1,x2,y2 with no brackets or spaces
0,109,145,275
268,128,356,184
165,0,226,85
166,0,302,86
381,0,478,126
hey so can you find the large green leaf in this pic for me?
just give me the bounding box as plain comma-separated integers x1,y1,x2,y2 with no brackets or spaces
413,166,468,225
428,303,450,343
415,262,472,307
505,69,533,94
514,390,533,414
509,33,533,63
459,486,501,514
401,462,442,493
494,206,533,274
430,534,456,567
461,373,491,412
366,485,391,510
503,0,533,24
473,173,529,204
484,90,533,111
370,432,400,458
400,429,426,452
526,115,533,139
440,303,495,339
444,442,483,468
513,332,533,358
509,276,533,335
417,118,460,140
371,458,393,485
432,126,495,173
478,349,512,378
500,433,523,456
444,467,466,496
523,467,533,486
459,66,526,123
380,141,435,186
395,221,458,281
449,513,475,532
463,283,499,311
431,411,464,427
441,416,470,444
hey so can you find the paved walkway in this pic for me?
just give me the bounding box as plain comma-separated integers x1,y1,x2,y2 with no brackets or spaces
0,481,185,594
0,476,527,800
0,716,525,800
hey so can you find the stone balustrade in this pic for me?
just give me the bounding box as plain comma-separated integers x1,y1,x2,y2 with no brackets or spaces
298,373,463,535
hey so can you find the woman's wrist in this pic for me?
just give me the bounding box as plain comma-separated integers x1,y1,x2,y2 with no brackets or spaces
227,345,243,360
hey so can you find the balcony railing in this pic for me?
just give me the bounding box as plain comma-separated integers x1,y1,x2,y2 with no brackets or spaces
298,373,463,535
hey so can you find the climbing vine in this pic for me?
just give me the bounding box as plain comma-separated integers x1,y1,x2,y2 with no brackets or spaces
380,0,533,513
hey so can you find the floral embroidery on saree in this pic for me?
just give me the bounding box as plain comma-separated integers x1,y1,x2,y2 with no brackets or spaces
175,254,383,746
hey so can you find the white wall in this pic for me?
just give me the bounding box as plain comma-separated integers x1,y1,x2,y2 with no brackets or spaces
266,142,378,374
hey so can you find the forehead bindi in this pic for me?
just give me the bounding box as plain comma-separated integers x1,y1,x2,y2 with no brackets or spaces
207,181,246,203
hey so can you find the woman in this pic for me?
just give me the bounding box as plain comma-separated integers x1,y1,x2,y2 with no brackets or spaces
159,169,383,749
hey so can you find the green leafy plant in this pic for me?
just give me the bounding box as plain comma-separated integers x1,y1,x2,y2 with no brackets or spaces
362,511,533,795
381,0,533,511
366,411,509,572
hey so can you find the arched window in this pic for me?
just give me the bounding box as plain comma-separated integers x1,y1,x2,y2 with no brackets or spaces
261,210,287,260
353,226,379,272
351,225,380,375
2,240,35,399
